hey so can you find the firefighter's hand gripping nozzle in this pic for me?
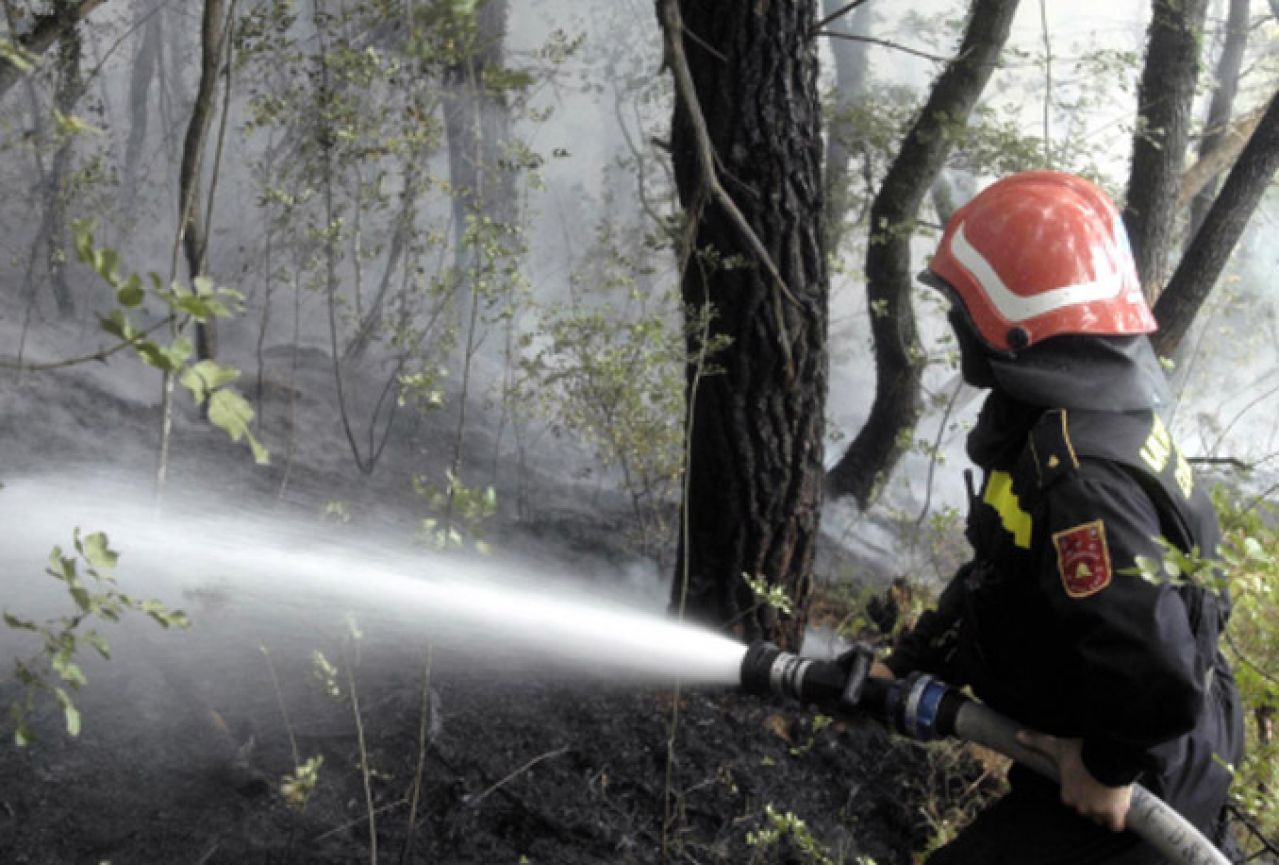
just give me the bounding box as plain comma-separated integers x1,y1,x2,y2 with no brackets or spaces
738,641,963,741
737,641,1231,865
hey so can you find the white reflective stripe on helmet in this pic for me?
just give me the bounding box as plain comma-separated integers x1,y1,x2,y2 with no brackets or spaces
950,221,1125,323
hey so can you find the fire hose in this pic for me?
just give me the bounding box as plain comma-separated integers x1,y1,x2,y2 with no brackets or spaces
739,642,1230,865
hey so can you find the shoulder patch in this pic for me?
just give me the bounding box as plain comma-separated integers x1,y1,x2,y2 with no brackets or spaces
1052,520,1112,598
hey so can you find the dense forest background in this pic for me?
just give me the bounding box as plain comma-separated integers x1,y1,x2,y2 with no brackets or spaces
2,0,1279,862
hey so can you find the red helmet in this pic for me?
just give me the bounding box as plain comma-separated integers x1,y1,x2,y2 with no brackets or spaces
923,171,1156,352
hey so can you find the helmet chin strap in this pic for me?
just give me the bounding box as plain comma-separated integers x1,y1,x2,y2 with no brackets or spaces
987,334,1171,412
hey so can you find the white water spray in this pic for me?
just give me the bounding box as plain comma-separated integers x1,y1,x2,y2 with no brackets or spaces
0,475,746,686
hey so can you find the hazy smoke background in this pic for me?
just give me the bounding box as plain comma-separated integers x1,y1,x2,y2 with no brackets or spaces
1,0,1275,588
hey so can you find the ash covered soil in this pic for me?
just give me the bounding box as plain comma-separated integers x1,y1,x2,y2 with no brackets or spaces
1,655,951,865
0,343,988,864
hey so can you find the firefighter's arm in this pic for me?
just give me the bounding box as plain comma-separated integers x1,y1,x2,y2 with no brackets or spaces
1039,461,1205,787
1018,731,1132,832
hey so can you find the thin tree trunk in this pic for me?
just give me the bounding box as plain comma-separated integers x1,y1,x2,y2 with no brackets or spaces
345,161,419,361
43,2,84,319
177,0,230,361
1152,92,1279,357
826,0,1022,509
1123,0,1210,298
822,0,871,251
663,0,828,649
123,0,161,211
442,0,513,332
14,35,50,370
1186,0,1251,243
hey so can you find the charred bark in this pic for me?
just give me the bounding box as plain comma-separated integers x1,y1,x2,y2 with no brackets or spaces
826,0,1021,510
663,0,828,649
1186,0,1251,243
0,0,103,101
1152,93,1279,357
1123,0,1210,298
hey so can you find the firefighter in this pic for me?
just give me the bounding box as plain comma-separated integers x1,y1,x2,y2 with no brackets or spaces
873,171,1243,863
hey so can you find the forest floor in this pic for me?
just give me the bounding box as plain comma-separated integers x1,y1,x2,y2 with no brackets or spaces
0,336,992,865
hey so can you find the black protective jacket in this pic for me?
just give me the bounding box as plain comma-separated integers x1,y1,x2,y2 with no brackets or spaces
885,392,1242,831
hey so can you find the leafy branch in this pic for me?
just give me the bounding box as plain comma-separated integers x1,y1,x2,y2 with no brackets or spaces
1,220,269,465
4,529,189,746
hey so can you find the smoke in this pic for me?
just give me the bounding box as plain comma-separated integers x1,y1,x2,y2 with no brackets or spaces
1,0,1275,608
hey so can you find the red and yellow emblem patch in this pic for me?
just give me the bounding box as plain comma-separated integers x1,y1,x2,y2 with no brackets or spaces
1052,520,1112,598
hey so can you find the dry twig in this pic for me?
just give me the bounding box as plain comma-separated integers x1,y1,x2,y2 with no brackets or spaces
464,746,570,808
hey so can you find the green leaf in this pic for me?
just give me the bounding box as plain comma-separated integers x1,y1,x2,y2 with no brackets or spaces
51,654,87,688
3,611,37,631
92,246,120,284
138,600,190,630
82,532,118,571
69,586,92,612
47,546,76,582
179,360,241,405
52,110,102,138
206,389,270,464
73,220,95,263
98,310,138,342
1132,555,1160,582
169,289,231,321
83,631,112,659
165,338,194,370
193,275,216,297
116,274,144,308
0,39,37,72
53,688,82,737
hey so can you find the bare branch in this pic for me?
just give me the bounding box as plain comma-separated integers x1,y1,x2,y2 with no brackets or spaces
0,316,176,373
1177,105,1265,210
463,747,570,808
815,30,957,64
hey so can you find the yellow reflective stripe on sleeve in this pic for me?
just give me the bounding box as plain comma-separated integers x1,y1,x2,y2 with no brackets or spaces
982,470,1033,549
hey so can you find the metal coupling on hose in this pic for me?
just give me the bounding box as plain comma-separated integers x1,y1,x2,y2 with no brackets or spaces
740,641,812,702
740,641,877,718
883,672,954,741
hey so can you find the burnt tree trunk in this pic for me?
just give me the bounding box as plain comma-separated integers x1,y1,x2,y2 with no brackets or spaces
1186,0,1251,243
663,0,828,649
1152,92,1279,357
826,0,1021,509
1123,0,1210,298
